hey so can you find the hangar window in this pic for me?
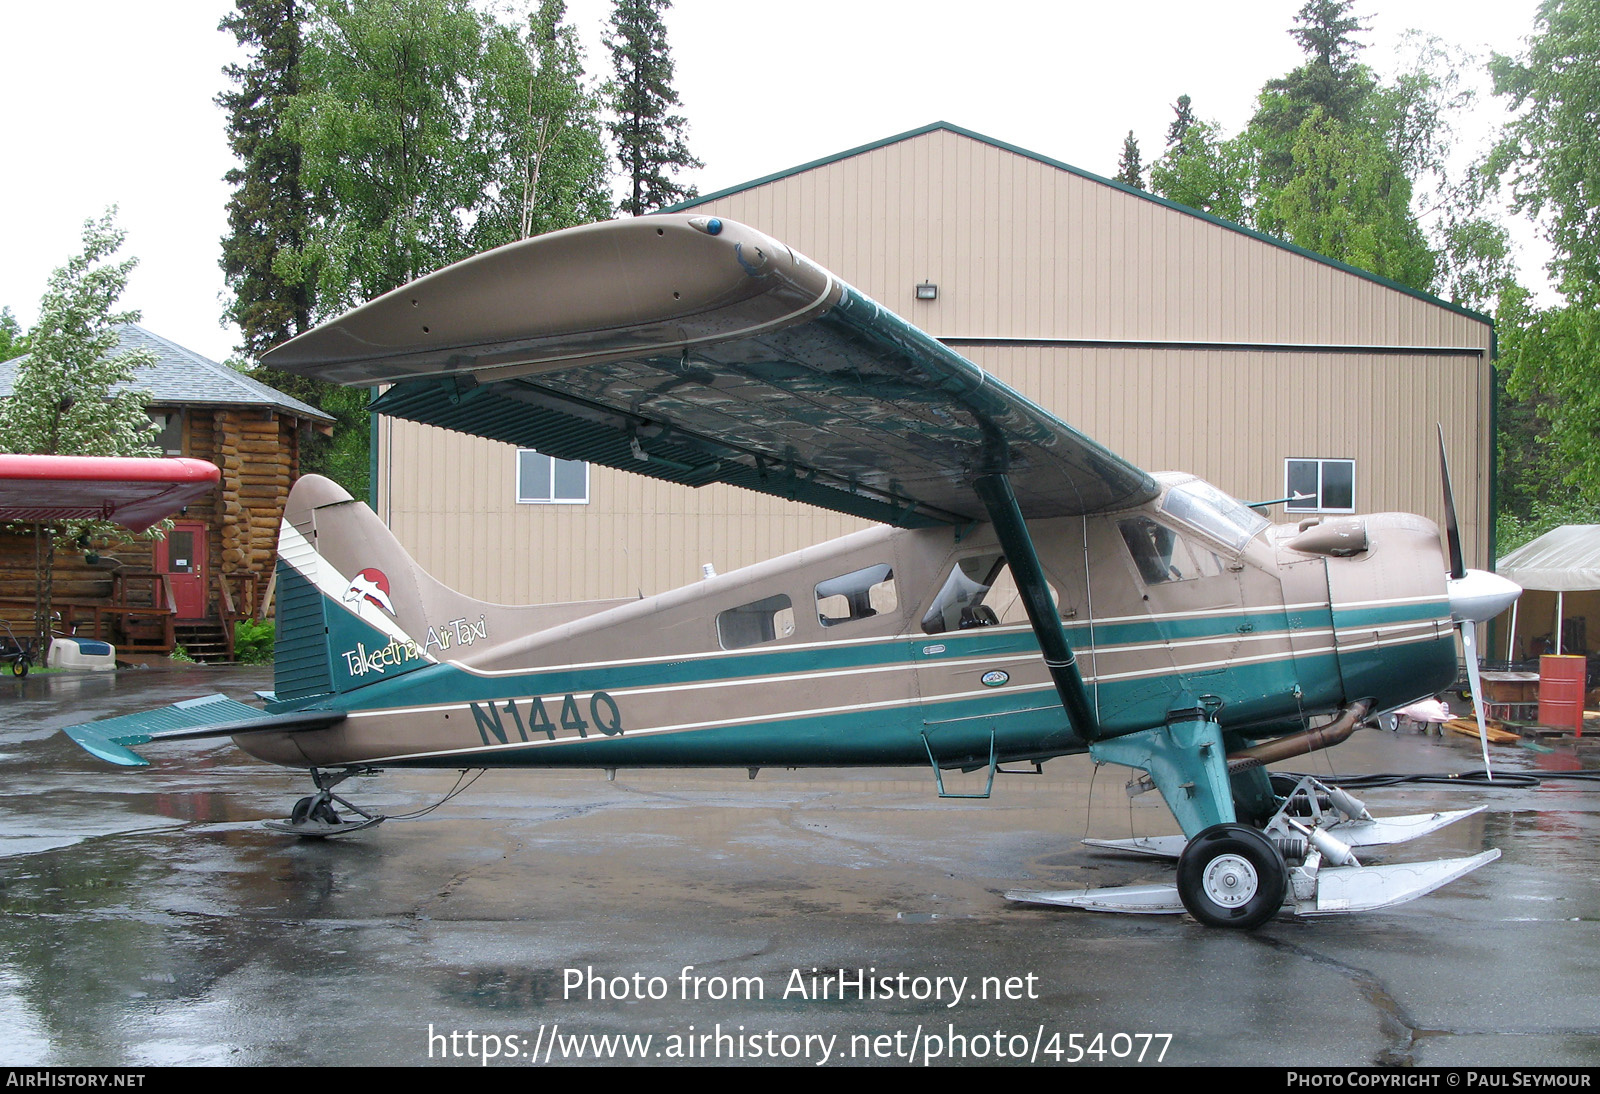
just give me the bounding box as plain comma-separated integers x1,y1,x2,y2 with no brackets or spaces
517,449,588,504
1285,458,1355,514
717,594,796,650
816,564,897,627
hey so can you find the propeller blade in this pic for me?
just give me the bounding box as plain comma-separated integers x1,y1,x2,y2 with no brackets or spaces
1437,424,1466,581
1459,621,1493,782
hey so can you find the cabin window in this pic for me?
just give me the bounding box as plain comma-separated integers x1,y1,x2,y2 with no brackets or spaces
815,564,897,628
516,449,588,504
716,594,796,650
1119,516,1223,586
1285,458,1355,514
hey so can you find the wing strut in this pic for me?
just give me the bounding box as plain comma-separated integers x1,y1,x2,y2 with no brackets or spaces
973,473,1101,741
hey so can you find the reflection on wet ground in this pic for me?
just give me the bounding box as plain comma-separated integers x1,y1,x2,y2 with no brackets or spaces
2,666,1598,1066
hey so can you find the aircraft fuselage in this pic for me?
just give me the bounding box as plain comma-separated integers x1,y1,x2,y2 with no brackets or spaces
238,473,1457,775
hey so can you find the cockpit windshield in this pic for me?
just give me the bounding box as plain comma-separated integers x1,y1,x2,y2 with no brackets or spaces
1160,478,1268,553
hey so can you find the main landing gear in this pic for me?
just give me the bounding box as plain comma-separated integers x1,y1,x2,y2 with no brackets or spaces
1008,772,1499,926
264,767,386,838
1174,823,1288,930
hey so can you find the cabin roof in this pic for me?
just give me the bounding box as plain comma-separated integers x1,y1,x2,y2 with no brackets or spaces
0,324,333,421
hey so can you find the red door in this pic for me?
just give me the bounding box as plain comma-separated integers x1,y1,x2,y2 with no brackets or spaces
154,521,208,620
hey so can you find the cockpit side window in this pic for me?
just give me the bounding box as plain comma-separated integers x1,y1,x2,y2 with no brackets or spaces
815,564,897,628
1118,516,1223,586
921,554,1053,633
921,553,1005,633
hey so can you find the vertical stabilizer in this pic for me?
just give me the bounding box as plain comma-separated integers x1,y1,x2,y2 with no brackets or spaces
273,475,441,701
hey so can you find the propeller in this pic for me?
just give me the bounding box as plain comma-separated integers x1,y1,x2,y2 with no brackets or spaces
1438,426,1522,781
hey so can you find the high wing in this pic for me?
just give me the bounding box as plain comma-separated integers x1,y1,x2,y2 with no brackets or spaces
262,215,1156,525
0,455,220,533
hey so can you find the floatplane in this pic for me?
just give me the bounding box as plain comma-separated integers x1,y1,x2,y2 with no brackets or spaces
63,216,1520,928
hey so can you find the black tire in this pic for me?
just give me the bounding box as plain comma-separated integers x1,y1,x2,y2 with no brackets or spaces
1176,823,1288,930
12,659,27,677
290,796,315,825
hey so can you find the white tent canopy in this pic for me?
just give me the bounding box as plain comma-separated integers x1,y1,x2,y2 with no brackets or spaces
1497,525,1600,657
1498,525,1600,592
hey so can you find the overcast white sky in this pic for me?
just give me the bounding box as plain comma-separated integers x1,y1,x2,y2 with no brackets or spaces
0,0,1548,365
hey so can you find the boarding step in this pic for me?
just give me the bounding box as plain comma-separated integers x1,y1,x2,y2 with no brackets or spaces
173,624,232,663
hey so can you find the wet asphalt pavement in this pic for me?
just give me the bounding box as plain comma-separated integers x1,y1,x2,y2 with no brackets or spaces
1,664,1597,1067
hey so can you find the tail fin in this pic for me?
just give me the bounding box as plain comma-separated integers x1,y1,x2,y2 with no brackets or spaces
274,475,490,701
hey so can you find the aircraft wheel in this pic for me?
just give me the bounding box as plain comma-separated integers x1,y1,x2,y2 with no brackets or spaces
1175,823,1287,930
290,796,316,825
310,799,340,825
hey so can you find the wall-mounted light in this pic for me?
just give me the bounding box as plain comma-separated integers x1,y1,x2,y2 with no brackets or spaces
915,281,938,301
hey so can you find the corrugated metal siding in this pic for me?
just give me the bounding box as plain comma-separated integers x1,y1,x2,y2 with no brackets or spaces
696,128,1490,352
380,125,1494,602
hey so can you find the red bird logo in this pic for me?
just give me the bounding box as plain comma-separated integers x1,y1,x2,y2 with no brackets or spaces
343,568,395,615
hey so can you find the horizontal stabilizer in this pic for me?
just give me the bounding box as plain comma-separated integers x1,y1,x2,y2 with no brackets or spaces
63,694,345,767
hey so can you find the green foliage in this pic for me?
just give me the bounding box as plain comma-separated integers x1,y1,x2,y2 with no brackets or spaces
0,210,157,459
232,618,276,664
1114,131,1144,190
169,645,196,664
1490,0,1600,306
1486,0,1600,510
294,0,493,309
1266,109,1435,288
1148,5,1506,301
1165,94,1195,150
473,0,612,245
0,308,27,363
605,0,701,215
218,0,315,362
218,0,611,499
286,0,613,307
1148,115,1255,225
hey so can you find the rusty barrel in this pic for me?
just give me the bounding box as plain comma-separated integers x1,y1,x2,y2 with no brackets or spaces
1538,654,1586,736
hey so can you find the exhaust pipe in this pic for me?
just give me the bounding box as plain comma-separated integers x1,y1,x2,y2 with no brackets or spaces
1226,699,1372,773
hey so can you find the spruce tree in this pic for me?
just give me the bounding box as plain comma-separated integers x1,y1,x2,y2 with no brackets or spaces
1166,94,1195,149
1115,131,1145,190
604,0,701,215
218,0,315,362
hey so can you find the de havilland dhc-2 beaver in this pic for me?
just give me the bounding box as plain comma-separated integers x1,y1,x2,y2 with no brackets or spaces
64,215,1522,929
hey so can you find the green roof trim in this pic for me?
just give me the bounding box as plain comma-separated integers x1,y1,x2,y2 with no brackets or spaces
666,120,1493,328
